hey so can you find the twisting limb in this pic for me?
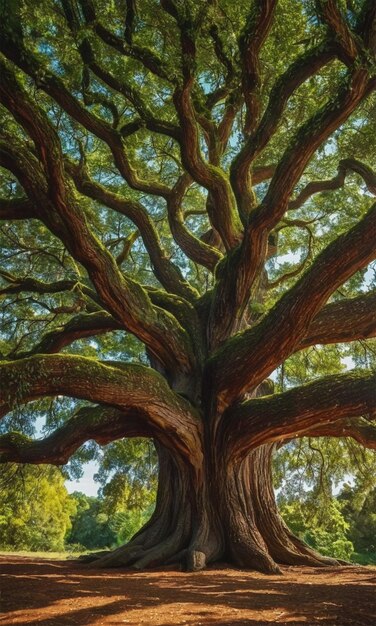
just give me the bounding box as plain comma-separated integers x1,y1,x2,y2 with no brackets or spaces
231,43,336,220
208,22,236,87
200,20,241,151
166,174,223,271
12,312,122,358
316,0,359,66
252,164,276,184
0,405,153,465
268,225,313,289
289,157,376,211
209,68,375,348
355,0,376,52
0,61,197,377
206,202,376,407
0,33,172,198
0,137,196,376
302,416,376,451
161,0,243,250
251,73,375,234
238,0,277,135
80,61,119,126
77,0,173,82
62,0,179,137
81,56,179,143
0,38,117,151
221,371,376,458
3,289,204,361
173,84,242,249
124,0,136,43
114,231,140,267
0,355,203,464
66,160,198,300
0,273,98,303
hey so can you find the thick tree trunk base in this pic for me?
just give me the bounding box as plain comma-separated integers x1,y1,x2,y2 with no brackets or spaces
83,443,341,574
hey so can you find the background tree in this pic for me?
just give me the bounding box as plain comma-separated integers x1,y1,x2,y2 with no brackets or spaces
0,464,75,551
274,434,376,562
338,481,376,562
67,491,117,550
0,0,375,573
66,439,157,550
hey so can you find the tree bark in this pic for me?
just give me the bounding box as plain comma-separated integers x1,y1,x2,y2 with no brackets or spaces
90,441,340,574
1,0,375,578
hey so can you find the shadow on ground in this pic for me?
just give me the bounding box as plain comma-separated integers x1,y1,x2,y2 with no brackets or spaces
0,556,375,625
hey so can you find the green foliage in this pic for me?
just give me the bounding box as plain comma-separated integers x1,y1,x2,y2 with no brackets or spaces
66,441,157,549
275,435,376,563
351,552,376,566
97,439,157,510
338,483,376,555
66,492,116,550
279,497,354,560
110,505,155,544
0,464,75,551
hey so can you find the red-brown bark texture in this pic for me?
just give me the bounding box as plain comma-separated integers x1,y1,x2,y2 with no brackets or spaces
0,0,375,573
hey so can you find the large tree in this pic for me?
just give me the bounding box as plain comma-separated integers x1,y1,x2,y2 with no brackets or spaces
0,0,375,573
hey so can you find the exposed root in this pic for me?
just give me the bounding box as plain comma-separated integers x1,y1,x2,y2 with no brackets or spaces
88,545,144,568
131,528,189,570
79,443,347,574
230,541,283,575
186,550,207,571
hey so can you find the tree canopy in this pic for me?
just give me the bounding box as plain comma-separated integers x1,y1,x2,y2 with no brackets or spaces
0,0,375,573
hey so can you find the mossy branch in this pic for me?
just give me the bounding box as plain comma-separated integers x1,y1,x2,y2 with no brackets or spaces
222,371,376,458
0,355,203,464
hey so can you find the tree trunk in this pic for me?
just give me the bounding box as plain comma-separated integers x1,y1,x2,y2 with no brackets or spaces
91,440,339,573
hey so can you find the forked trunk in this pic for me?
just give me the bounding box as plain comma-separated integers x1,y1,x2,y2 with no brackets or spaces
92,440,338,573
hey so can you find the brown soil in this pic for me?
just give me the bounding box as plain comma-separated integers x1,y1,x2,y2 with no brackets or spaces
0,556,375,626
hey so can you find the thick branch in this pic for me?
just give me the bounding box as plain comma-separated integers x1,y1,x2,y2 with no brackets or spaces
252,71,375,234
173,83,243,250
300,291,376,349
0,355,202,464
252,164,276,184
166,174,223,271
210,69,375,348
289,157,376,210
62,0,178,142
77,0,172,82
14,312,121,357
0,405,153,465
207,202,376,407
222,371,376,458
0,197,35,220
0,273,97,302
0,34,172,199
316,0,358,65
67,161,198,300
0,65,196,376
238,0,277,134
161,1,242,250
302,416,376,450
231,43,336,219
355,0,376,53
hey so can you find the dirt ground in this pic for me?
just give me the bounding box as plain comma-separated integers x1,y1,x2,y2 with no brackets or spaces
0,556,375,626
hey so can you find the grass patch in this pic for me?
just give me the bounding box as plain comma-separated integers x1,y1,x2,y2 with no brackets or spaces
0,550,87,560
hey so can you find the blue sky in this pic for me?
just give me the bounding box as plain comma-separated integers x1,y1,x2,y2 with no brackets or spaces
66,459,100,497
